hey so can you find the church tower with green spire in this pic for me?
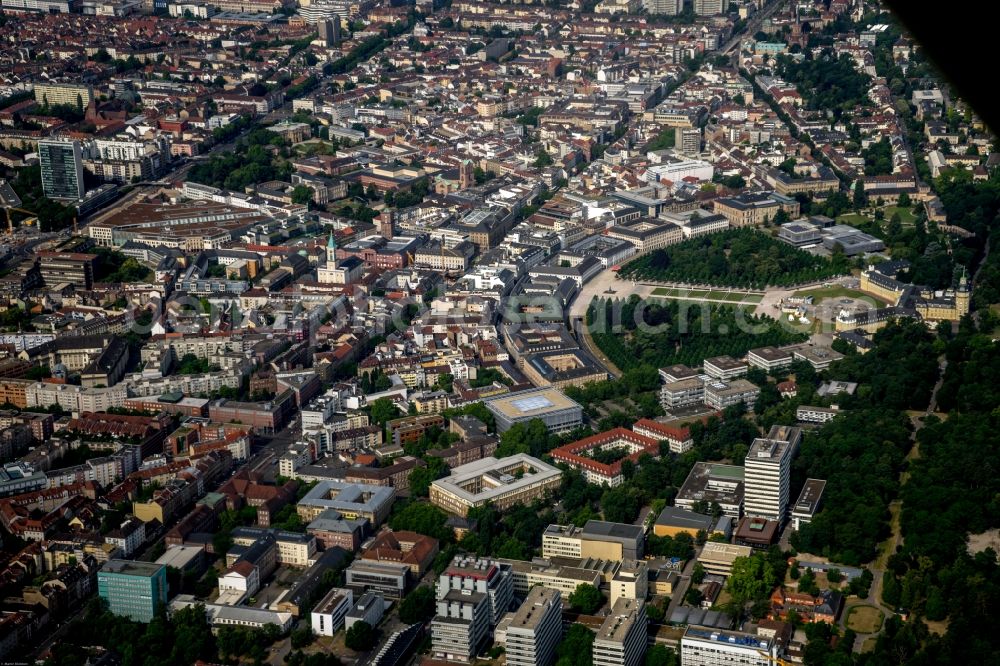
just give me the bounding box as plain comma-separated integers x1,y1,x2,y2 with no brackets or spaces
326,229,337,267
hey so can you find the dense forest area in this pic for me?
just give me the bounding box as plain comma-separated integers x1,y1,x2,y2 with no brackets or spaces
618,229,846,288
776,49,873,116
187,128,294,192
588,295,807,371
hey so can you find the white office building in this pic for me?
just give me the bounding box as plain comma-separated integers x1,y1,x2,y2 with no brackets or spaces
642,0,680,14
593,598,647,666
431,556,514,663
681,625,776,666
743,437,793,523
693,0,728,15
505,588,562,666
310,587,353,636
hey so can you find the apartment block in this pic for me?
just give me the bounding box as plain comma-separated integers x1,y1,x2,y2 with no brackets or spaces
34,82,95,108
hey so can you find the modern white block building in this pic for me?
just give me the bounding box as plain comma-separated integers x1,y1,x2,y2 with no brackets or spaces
505,587,562,666
681,625,776,666
310,587,353,636
593,598,647,666
743,437,793,523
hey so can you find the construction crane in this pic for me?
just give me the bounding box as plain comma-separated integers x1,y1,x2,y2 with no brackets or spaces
3,206,39,235
0,179,37,235
756,649,794,666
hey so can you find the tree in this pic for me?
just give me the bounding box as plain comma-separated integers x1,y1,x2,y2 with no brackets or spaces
398,586,435,624
369,397,398,426
798,569,820,596
534,148,554,168
725,553,778,606
290,626,313,649
291,185,314,205
684,587,704,606
389,501,453,542
644,645,679,666
692,562,706,585
556,624,594,666
345,621,377,651
600,485,640,523
408,457,446,497
568,583,605,615
854,180,868,209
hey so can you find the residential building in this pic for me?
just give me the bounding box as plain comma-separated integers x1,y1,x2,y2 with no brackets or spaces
430,455,562,517
97,560,168,623
505,588,562,666
34,82,95,107
743,437,794,523
103,517,146,558
593,598,647,666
